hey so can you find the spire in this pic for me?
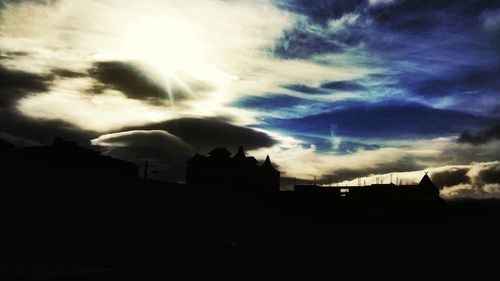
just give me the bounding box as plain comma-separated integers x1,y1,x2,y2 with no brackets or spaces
261,155,278,171
264,155,271,164
418,173,435,187
233,145,246,159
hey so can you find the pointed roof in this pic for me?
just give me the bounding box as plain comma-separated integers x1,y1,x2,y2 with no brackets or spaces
261,155,278,171
418,173,435,187
233,145,246,160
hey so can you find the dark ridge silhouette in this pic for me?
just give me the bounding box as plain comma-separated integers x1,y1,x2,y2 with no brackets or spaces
0,137,499,277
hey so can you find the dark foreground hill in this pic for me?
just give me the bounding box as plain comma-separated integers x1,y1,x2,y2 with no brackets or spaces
1,186,499,279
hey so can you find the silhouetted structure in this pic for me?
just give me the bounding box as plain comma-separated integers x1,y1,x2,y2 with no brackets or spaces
186,146,280,192
3,136,498,278
295,173,443,206
4,137,139,186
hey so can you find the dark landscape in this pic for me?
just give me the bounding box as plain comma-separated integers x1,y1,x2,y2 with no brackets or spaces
1,139,499,279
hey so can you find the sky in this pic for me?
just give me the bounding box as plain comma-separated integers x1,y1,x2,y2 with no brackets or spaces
0,0,499,198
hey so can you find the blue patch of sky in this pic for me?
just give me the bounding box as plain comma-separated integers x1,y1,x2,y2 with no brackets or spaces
269,0,500,116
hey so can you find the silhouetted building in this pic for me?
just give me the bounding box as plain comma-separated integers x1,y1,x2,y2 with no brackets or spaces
295,174,443,204
186,146,280,192
5,137,139,186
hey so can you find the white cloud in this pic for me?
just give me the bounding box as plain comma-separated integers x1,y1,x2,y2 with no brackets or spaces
441,183,500,199
249,134,450,181
91,130,191,155
368,0,398,6
481,9,500,32
17,79,173,132
329,13,361,31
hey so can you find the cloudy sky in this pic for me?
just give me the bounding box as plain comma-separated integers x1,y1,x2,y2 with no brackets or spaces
1,0,499,198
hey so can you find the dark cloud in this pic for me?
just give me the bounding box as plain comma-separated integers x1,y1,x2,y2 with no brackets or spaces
368,2,458,34
89,61,212,104
369,1,500,25
233,94,307,110
430,168,471,188
440,140,500,166
266,101,493,139
370,1,500,31
329,156,422,182
51,68,86,78
478,164,500,184
439,162,500,199
92,130,193,182
0,63,97,146
282,84,328,94
407,65,500,98
0,0,56,11
0,64,51,107
458,123,500,145
89,61,170,104
119,117,278,153
0,65,49,91
0,110,98,146
0,51,30,60
490,104,500,117
320,80,367,91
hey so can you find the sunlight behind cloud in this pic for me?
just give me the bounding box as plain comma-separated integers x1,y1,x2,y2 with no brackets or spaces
0,0,379,133
0,0,304,126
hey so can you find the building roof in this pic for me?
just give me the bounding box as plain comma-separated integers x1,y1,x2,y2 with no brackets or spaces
188,153,206,163
245,156,258,165
208,147,232,158
261,155,278,172
419,173,435,187
233,146,246,160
